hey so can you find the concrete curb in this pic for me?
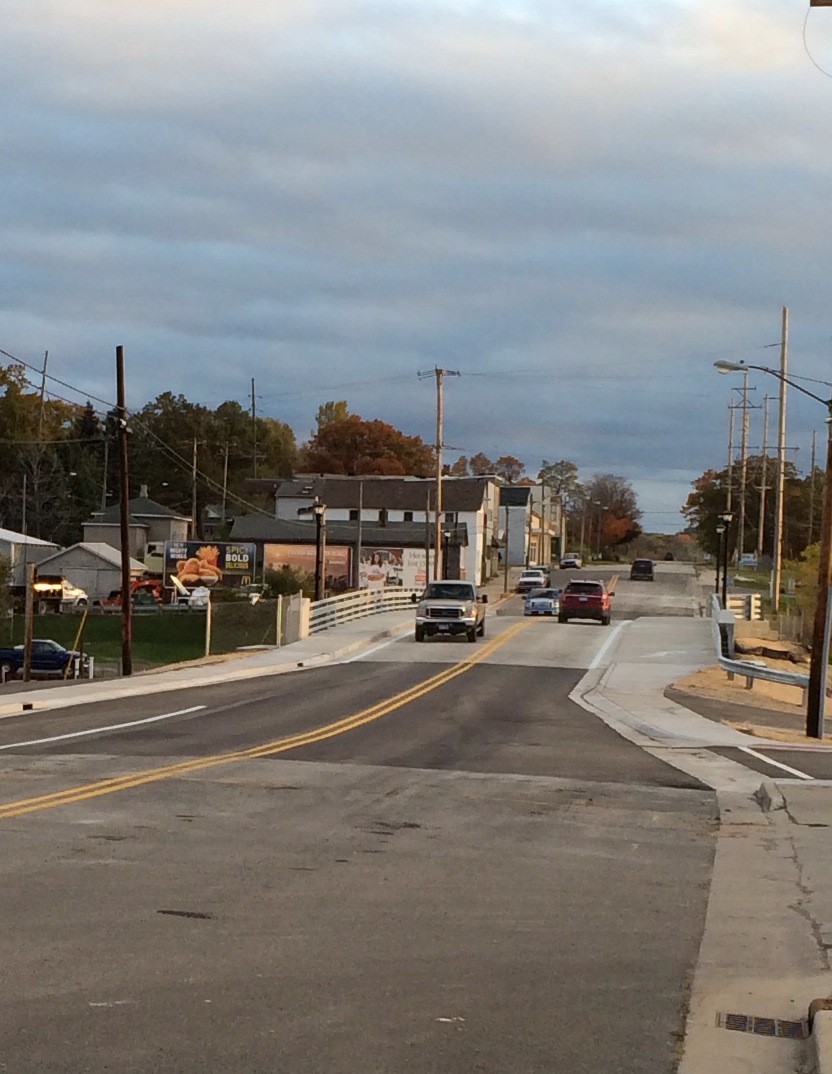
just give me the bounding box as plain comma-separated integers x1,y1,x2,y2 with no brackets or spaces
754,780,787,813
0,617,414,719
808,1006,832,1074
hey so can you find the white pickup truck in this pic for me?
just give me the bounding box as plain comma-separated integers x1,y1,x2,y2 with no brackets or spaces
413,580,488,643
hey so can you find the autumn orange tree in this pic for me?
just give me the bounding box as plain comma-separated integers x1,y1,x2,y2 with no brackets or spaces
298,415,434,476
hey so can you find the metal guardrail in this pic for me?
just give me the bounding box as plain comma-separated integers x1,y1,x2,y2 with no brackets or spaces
309,587,418,635
710,592,809,697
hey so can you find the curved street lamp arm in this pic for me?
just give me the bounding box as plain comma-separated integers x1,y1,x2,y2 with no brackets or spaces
716,361,832,409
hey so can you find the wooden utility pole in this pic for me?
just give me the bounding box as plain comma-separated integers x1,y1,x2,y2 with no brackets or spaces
37,351,48,441
428,366,460,579
434,368,444,580
116,345,133,677
251,377,258,478
756,395,770,560
222,441,230,524
811,427,815,545
22,562,35,682
191,437,198,538
772,307,789,612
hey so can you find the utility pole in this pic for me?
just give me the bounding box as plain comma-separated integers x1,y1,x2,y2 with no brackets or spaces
22,562,35,683
811,427,815,545
726,402,735,514
37,350,48,441
419,366,459,579
733,373,758,562
100,435,109,512
116,345,133,677
221,441,230,525
434,368,444,580
191,438,198,538
772,306,789,612
354,480,364,588
756,395,770,561
251,377,258,479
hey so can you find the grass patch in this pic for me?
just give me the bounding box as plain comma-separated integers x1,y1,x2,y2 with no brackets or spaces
2,611,207,670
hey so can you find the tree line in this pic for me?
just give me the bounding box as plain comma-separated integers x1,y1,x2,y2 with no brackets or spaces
0,372,643,551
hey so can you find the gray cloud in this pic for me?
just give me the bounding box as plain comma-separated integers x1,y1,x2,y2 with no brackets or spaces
3,0,832,532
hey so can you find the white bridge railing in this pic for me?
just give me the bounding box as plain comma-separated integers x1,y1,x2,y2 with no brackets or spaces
309,587,418,635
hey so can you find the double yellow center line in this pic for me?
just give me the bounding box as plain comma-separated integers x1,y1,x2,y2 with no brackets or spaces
0,619,530,820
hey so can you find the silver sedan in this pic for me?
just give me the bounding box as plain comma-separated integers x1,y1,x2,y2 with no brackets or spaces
523,587,561,617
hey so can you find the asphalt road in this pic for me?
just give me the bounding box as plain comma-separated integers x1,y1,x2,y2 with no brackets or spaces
0,576,718,1074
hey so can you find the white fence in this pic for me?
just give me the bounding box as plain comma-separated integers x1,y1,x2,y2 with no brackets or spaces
309,587,418,635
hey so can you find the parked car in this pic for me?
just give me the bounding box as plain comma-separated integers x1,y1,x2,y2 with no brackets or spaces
558,579,612,625
559,553,582,569
630,558,655,581
516,569,548,594
0,639,86,680
664,552,675,561
524,587,560,616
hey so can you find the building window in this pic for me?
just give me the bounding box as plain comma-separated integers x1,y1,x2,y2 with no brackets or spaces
378,508,388,525
349,509,359,521
444,512,457,525
403,511,413,522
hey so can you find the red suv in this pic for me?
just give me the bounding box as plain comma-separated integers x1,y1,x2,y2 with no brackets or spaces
558,579,612,625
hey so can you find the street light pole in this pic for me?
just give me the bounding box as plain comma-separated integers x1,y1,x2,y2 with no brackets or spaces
720,512,733,608
716,356,831,738
715,524,725,595
313,499,326,602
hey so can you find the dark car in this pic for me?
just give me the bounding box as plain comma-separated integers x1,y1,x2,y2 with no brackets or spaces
630,558,655,581
664,552,675,561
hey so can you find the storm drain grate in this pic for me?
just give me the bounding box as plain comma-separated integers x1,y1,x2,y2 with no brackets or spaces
716,1012,808,1039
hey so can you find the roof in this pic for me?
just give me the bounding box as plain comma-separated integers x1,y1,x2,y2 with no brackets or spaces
500,486,531,507
0,527,56,547
230,515,468,548
36,542,147,571
250,475,495,513
89,496,190,523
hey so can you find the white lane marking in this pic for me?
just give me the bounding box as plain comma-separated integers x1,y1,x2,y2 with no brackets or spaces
588,621,631,670
741,746,814,780
0,705,206,752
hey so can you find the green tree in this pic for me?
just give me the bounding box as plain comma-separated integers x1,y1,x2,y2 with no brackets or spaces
315,400,350,431
538,460,581,506
683,456,806,560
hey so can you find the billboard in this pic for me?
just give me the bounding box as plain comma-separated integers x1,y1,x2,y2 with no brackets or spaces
359,547,426,590
164,541,256,589
264,543,352,592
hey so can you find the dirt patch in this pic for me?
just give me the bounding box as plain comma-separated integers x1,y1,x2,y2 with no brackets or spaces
672,660,806,714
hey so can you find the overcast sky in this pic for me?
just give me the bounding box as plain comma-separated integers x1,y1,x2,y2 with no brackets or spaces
4,0,832,533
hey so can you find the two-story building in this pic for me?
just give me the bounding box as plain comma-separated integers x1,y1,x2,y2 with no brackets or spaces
236,474,504,586
83,488,191,563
